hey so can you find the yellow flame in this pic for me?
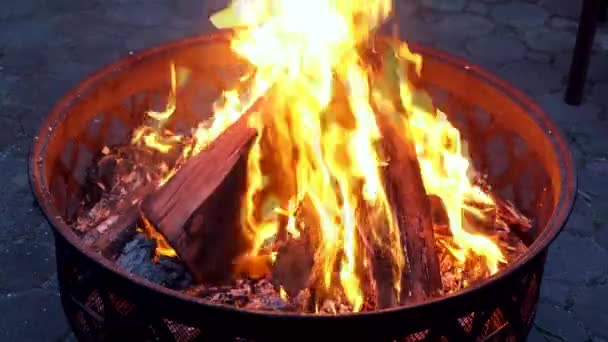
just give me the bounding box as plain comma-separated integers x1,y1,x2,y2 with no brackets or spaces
138,215,177,261
130,0,511,310
131,63,183,153
393,45,505,274
212,0,397,311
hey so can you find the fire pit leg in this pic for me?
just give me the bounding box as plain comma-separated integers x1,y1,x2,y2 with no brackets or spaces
564,0,602,105
599,0,607,22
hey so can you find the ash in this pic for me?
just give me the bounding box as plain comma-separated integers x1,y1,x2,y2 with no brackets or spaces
183,278,365,314
184,279,298,312
117,234,192,290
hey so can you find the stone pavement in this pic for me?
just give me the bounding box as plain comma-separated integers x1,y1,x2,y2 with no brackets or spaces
0,0,607,341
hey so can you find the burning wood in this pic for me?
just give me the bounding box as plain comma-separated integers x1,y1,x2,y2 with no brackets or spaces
377,112,442,304
141,112,257,283
70,0,534,315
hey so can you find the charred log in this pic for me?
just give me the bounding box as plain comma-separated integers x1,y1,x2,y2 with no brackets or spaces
82,206,139,258
141,113,257,283
82,183,157,258
377,113,443,304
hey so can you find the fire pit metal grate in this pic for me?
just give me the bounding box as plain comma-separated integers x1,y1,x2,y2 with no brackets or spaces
30,31,575,342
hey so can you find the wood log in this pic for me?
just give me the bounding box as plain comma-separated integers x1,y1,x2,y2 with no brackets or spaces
497,200,534,247
141,112,257,283
271,236,315,298
354,201,398,309
82,183,156,258
371,249,398,309
82,206,139,258
376,113,443,304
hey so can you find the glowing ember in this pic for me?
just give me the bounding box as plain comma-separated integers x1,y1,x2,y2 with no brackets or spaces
137,215,177,262
130,0,528,312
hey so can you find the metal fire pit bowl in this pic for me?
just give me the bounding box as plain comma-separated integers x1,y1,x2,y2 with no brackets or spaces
29,31,576,342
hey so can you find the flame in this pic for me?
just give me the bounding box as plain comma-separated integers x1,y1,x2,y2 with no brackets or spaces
392,44,505,274
279,286,288,301
131,0,513,310
213,0,400,311
131,63,183,154
138,215,177,261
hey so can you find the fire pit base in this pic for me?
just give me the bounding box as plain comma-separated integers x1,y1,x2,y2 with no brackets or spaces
57,232,546,341
30,32,575,342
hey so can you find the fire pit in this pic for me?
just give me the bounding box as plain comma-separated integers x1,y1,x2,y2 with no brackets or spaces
30,6,574,341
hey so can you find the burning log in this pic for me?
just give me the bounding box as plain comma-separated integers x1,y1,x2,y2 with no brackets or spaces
371,249,399,309
354,201,398,309
82,206,139,257
495,198,534,245
141,112,257,283
268,200,317,298
377,113,443,304
82,183,157,258
271,235,315,298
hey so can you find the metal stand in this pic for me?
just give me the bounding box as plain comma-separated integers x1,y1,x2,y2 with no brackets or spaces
565,0,602,105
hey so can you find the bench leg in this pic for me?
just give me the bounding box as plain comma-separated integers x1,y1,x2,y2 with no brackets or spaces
599,0,607,22
565,0,601,105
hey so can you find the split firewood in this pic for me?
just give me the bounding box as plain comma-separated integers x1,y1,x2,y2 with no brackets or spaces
142,111,256,235
141,111,257,283
429,194,450,228
271,236,315,298
495,198,533,245
82,183,156,258
377,112,443,305
82,206,139,258
268,200,317,298
371,249,399,309
354,201,398,309
432,188,532,241
366,41,442,304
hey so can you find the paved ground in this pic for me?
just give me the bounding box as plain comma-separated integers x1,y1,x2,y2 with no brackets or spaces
0,0,607,341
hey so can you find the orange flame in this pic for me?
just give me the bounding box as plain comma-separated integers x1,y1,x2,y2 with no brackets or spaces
131,0,513,310
137,215,177,261
392,43,505,274
131,63,182,154
212,0,403,311
209,0,506,310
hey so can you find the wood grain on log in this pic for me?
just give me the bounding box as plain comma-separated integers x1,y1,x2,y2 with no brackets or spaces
141,112,257,283
377,113,442,304
83,183,156,258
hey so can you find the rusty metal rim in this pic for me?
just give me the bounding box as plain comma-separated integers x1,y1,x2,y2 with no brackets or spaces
29,30,576,322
